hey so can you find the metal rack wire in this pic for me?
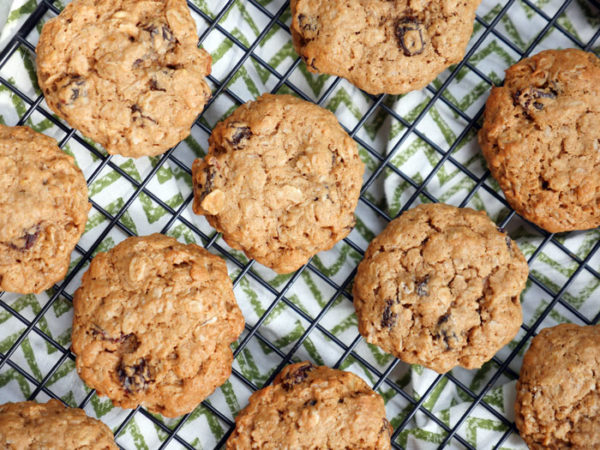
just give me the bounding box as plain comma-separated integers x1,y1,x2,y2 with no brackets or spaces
0,0,599,448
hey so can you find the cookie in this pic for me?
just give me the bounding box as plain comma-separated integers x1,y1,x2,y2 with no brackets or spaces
0,125,90,294
192,93,364,274
290,0,481,95
515,324,600,449
36,0,212,158
478,49,600,233
226,362,392,449
353,203,528,373
71,233,244,418
0,399,117,449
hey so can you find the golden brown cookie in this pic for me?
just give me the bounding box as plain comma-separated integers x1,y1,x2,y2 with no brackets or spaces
353,203,529,373
226,362,392,449
192,94,364,274
290,0,481,95
478,49,600,233
0,125,90,294
515,324,600,449
71,233,244,418
0,399,117,449
36,0,212,158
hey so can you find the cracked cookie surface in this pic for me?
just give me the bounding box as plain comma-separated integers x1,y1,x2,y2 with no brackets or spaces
0,125,90,294
479,49,600,233
71,233,244,418
226,362,392,449
290,0,481,94
192,94,364,274
515,324,600,449
36,0,212,158
0,399,117,449
353,203,528,373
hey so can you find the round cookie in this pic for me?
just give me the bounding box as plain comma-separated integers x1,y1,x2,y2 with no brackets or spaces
71,233,244,418
36,0,212,158
515,324,600,449
478,49,600,233
226,362,392,449
0,125,90,294
353,203,529,373
290,0,481,95
0,399,117,449
192,94,364,274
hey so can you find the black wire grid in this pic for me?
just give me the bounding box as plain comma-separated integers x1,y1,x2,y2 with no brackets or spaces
0,0,599,448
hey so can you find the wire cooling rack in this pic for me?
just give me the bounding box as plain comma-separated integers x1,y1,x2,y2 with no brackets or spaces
0,0,599,449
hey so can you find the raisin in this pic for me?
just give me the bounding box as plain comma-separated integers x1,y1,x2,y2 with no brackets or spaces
228,124,252,149
118,359,153,392
90,326,140,352
396,17,425,57
512,87,557,117
439,329,458,350
143,24,159,38
437,313,450,326
198,166,215,201
23,230,39,250
90,325,109,339
434,314,457,350
298,14,318,33
161,25,174,43
496,227,513,250
417,275,430,297
131,104,158,124
143,23,175,46
132,58,144,68
149,78,166,92
304,399,317,407
381,299,397,328
281,362,314,390
534,89,557,99
380,418,391,435
120,334,140,353
62,76,86,104
10,225,40,251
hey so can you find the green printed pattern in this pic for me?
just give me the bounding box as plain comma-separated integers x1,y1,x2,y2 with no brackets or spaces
0,0,599,448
